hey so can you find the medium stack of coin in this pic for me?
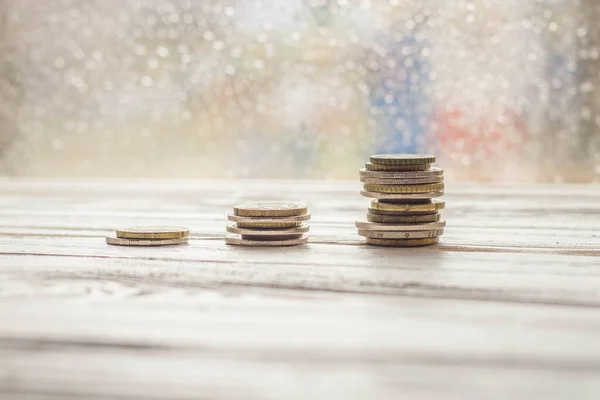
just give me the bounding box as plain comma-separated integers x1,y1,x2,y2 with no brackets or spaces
225,203,310,246
357,154,445,247
106,226,189,246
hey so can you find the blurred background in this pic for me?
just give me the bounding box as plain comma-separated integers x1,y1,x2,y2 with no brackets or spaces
0,0,598,182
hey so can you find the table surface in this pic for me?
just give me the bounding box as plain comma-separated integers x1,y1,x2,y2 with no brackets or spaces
0,179,599,400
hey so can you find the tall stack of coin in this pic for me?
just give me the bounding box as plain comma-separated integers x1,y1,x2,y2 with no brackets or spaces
226,203,310,246
357,154,445,247
106,226,189,246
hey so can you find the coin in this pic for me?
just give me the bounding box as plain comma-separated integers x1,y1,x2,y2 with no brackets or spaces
106,235,188,246
370,154,436,165
365,237,439,247
242,234,305,241
233,203,307,217
355,219,446,231
116,226,189,240
367,212,440,223
225,234,308,247
226,223,309,236
363,183,444,193
236,221,303,229
365,162,431,172
360,176,443,184
359,167,443,179
361,190,444,200
358,229,443,239
370,199,445,213
228,213,311,223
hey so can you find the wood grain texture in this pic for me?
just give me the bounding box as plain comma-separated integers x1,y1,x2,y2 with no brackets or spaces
0,178,599,400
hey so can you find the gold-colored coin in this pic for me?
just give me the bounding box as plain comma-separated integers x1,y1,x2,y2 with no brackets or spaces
370,199,445,213
233,203,307,217
225,234,308,247
355,219,446,231
360,176,443,184
361,190,444,200
116,226,189,240
365,162,430,172
370,154,436,165
365,237,439,247
366,212,440,223
236,221,303,229
242,234,305,241
363,183,444,193
359,167,443,179
106,236,188,246
226,223,309,236
358,229,443,239
228,214,310,225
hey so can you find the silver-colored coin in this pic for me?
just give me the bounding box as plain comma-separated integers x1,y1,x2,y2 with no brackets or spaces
357,228,443,239
355,219,446,231
361,190,444,200
106,235,188,246
360,176,443,184
228,213,311,223
226,223,309,236
365,237,439,247
366,212,440,223
225,234,308,247
359,167,443,179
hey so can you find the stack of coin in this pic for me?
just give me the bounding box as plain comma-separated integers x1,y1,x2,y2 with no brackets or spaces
226,203,310,246
357,154,445,247
106,226,189,246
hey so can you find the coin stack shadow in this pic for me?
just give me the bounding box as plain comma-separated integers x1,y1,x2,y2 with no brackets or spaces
356,154,445,247
225,203,311,247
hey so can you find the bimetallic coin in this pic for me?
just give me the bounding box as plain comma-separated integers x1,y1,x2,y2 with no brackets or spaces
365,162,430,172
106,236,188,246
359,167,443,179
367,212,440,223
361,190,444,200
236,221,303,229
225,234,308,247
360,176,443,185
365,237,439,247
233,203,307,217
370,154,436,165
370,199,445,213
358,229,443,239
228,213,311,224
226,223,309,236
363,183,444,193
116,226,189,240
355,219,446,231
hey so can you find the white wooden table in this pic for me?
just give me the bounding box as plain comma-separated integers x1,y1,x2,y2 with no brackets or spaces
0,179,599,399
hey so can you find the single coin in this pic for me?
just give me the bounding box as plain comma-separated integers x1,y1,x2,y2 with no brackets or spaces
225,234,308,247
241,234,305,241
360,176,443,184
355,219,446,231
228,213,311,224
365,162,430,172
359,167,443,179
370,154,436,165
106,235,188,246
116,226,189,239
358,229,443,239
236,221,303,229
226,223,309,236
367,212,440,223
233,203,307,217
370,199,445,213
363,183,444,193
361,190,444,200
365,237,439,247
